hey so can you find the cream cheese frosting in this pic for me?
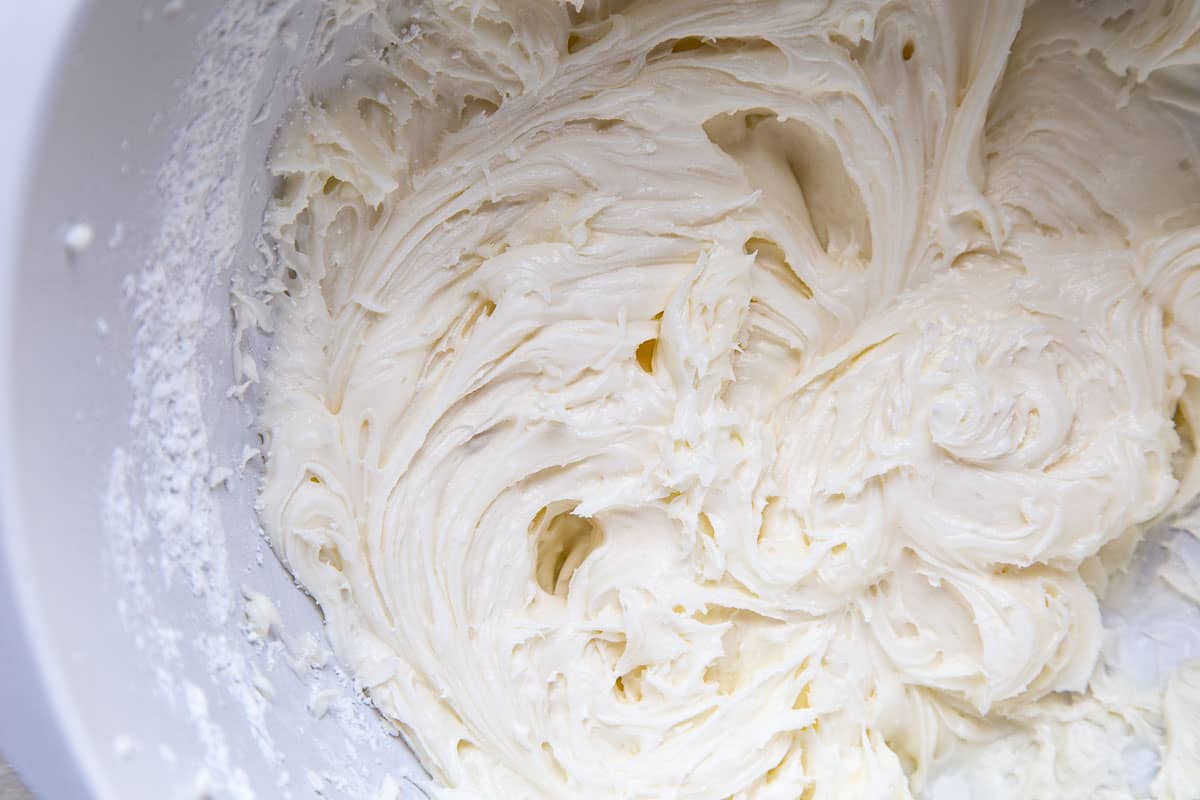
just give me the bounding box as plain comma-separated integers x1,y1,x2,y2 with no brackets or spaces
258,0,1200,797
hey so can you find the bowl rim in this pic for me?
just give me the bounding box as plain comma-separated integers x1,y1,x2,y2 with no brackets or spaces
0,2,100,798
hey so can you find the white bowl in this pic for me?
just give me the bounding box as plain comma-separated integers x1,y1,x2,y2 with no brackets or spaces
0,2,422,797
6,5,1200,800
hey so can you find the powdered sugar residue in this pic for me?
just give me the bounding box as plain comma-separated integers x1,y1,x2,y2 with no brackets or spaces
102,0,424,796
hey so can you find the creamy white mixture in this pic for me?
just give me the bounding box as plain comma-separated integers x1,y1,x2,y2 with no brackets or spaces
259,1,1200,797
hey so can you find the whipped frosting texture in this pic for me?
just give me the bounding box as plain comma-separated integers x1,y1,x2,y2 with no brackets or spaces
259,0,1200,796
